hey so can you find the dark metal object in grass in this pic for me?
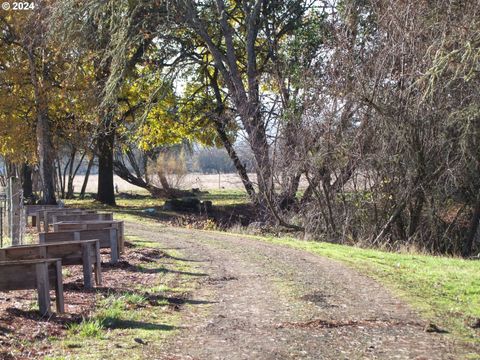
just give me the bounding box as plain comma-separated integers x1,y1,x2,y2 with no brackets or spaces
424,323,449,333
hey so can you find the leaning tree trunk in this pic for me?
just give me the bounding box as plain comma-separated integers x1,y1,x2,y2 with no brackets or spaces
213,119,256,201
96,118,116,205
113,154,191,199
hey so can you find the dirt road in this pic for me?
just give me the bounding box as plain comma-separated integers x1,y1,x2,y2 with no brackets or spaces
126,221,462,359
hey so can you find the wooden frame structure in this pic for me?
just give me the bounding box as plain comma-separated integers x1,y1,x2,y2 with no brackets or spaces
0,240,102,289
0,258,64,315
1,206,128,317
39,228,119,263
52,213,113,225
53,220,125,253
25,205,60,227
37,209,96,232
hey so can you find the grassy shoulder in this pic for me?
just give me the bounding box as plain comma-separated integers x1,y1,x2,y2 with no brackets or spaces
253,235,480,343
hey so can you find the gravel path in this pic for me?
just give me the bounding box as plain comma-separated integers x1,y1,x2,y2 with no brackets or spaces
126,221,464,360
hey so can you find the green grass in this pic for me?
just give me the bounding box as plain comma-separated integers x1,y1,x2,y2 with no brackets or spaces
256,235,480,342
122,292,148,306
67,189,248,209
63,292,150,342
67,319,103,338
65,189,249,228
197,189,249,206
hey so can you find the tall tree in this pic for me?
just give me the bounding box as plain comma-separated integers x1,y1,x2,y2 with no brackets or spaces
1,9,58,204
50,1,159,204
52,0,317,207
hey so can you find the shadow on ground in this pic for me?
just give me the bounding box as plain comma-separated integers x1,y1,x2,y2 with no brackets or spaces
102,318,178,331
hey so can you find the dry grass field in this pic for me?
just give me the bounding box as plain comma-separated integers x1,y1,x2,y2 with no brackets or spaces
72,173,256,193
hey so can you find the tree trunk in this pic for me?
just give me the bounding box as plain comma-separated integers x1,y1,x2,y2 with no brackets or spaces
464,195,480,256
96,118,116,205
56,157,64,198
113,156,191,198
27,47,56,205
158,172,171,190
241,100,272,200
61,157,70,199
66,147,77,199
408,194,425,238
214,120,256,201
36,113,57,205
80,155,94,199
279,173,301,210
207,68,256,202
21,163,33,200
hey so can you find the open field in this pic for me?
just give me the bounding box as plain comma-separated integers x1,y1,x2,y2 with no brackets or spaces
72,173,257,194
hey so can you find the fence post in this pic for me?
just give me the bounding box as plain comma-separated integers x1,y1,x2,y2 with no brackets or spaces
8,177,23,245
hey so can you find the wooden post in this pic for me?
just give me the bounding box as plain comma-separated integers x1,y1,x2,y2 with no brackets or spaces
35,262,51,316
109,228,119,264
54,260,65,313
39,246,47,258
119,222,125,253
81,243,93,289
37,211,42,232
44,212,50,233
51,215,58,231
94,240,102,285
5,184,10,241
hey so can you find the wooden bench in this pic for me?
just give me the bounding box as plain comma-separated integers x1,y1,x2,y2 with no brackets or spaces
37,209,96,232
39,228,119,263
0,240,102,289
0,258,64,316
25,205,60,227
53,220,125,253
